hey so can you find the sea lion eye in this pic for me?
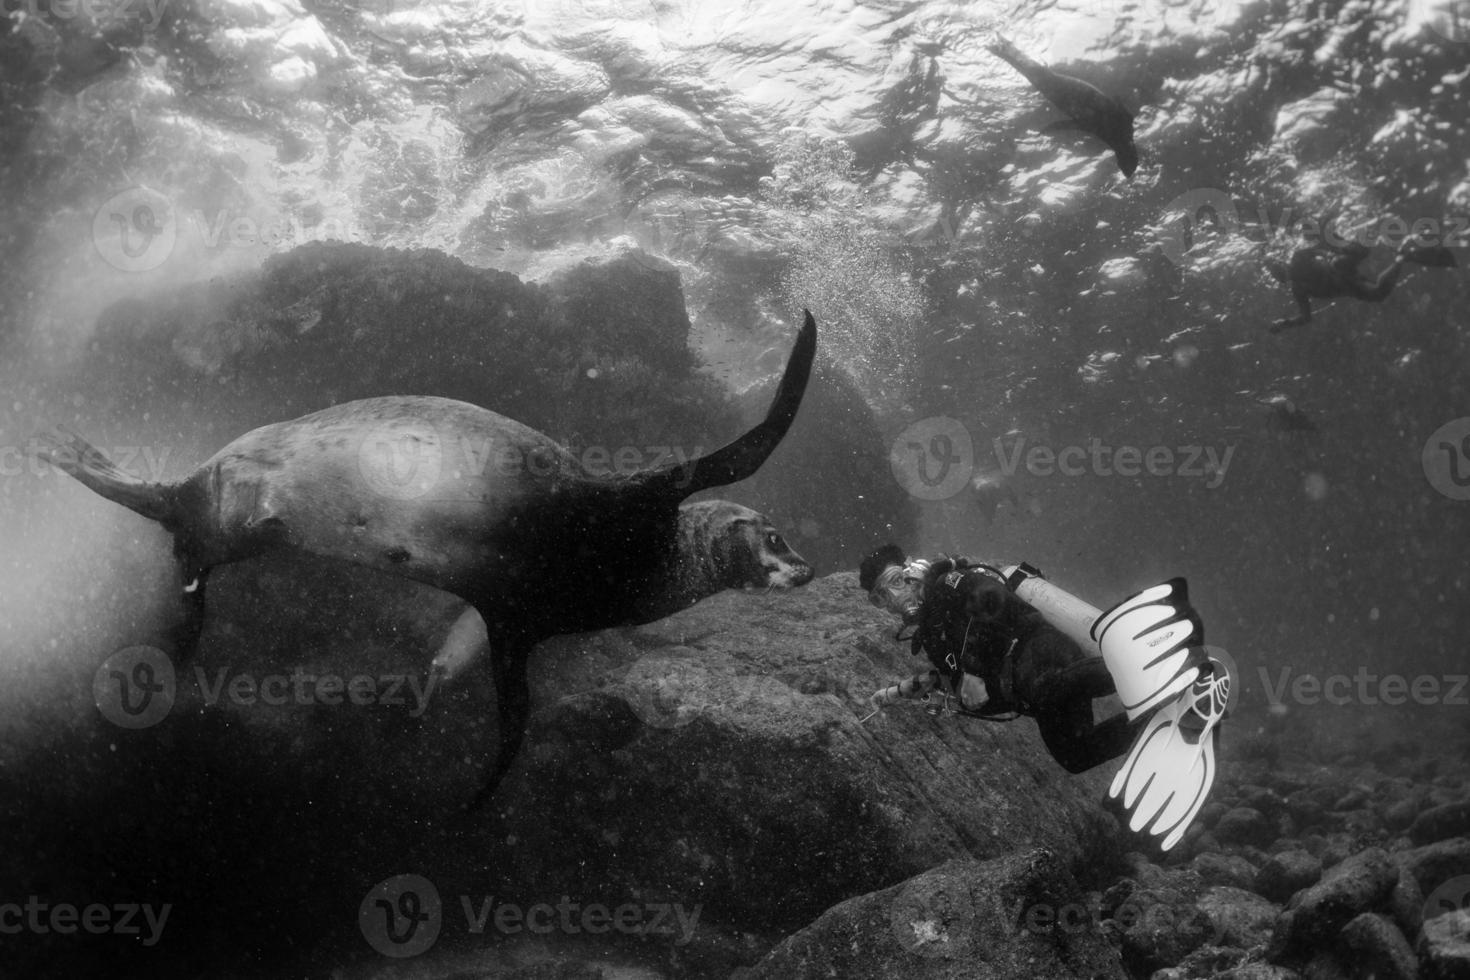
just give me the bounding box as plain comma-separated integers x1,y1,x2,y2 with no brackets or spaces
766,532,785,551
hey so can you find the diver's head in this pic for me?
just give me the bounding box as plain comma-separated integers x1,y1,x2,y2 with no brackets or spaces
860,544,923,622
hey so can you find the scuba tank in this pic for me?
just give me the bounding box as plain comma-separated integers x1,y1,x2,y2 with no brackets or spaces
998,563,1102,654
998,562,1213,719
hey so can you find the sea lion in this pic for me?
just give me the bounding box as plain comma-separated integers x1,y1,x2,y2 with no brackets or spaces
36,311,818,806
970,471,1022,526
987,35,1139,178
1259,395,1317,438
429,499,815,682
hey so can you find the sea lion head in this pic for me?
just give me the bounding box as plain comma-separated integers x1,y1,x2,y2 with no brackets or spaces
682,500,814,592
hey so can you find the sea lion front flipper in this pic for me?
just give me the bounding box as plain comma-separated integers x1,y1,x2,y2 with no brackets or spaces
467,638,532,811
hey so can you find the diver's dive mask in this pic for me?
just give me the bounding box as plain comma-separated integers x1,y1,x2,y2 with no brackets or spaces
868,562,925,623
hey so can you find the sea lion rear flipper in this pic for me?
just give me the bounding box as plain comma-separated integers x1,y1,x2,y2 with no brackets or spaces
33,425,174,523
650,310,816,499
467,640,531,811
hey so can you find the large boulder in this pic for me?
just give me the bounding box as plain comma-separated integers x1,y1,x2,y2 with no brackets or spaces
0,571,1124,977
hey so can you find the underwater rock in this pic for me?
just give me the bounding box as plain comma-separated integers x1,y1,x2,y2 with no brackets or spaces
1216,807,1275,848
1394,837,1470,897
734,850,1128,980
1267,848,1398,965
1149,944,1252,980
1192,853,1260,891
1110,866,1216,975
1411,802,1470,846
1419,908,1470,980
1336,912,1418,980
1,571,1123,975
1255,850,1325,904
1195,886,1280,949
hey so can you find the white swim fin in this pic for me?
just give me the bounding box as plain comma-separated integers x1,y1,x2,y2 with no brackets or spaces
1091,578,1204,720
1109,657,1231,851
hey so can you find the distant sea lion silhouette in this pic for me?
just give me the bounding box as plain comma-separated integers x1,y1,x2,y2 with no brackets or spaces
970,471,1022,525
987,35,1139,178
37,311,818,807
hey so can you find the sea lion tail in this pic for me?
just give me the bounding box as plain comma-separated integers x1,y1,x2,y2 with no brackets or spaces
33,425,174,523
649,309,817,499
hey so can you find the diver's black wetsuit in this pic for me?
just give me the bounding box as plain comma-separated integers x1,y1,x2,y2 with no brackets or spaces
910,558,1139,773
1265,237,1456,332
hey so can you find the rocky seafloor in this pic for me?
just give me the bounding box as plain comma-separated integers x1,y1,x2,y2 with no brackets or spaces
9,562,1470,980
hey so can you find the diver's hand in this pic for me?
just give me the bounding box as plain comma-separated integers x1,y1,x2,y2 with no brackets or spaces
869,685,903,708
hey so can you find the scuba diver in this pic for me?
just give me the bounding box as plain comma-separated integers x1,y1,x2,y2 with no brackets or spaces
1265,234,1458,332
858,545,1230,851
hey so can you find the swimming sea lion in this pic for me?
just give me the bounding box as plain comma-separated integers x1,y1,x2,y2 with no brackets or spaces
970,470,1022,526
36,311,818,806
988,35,1139,178
429,499,815,682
